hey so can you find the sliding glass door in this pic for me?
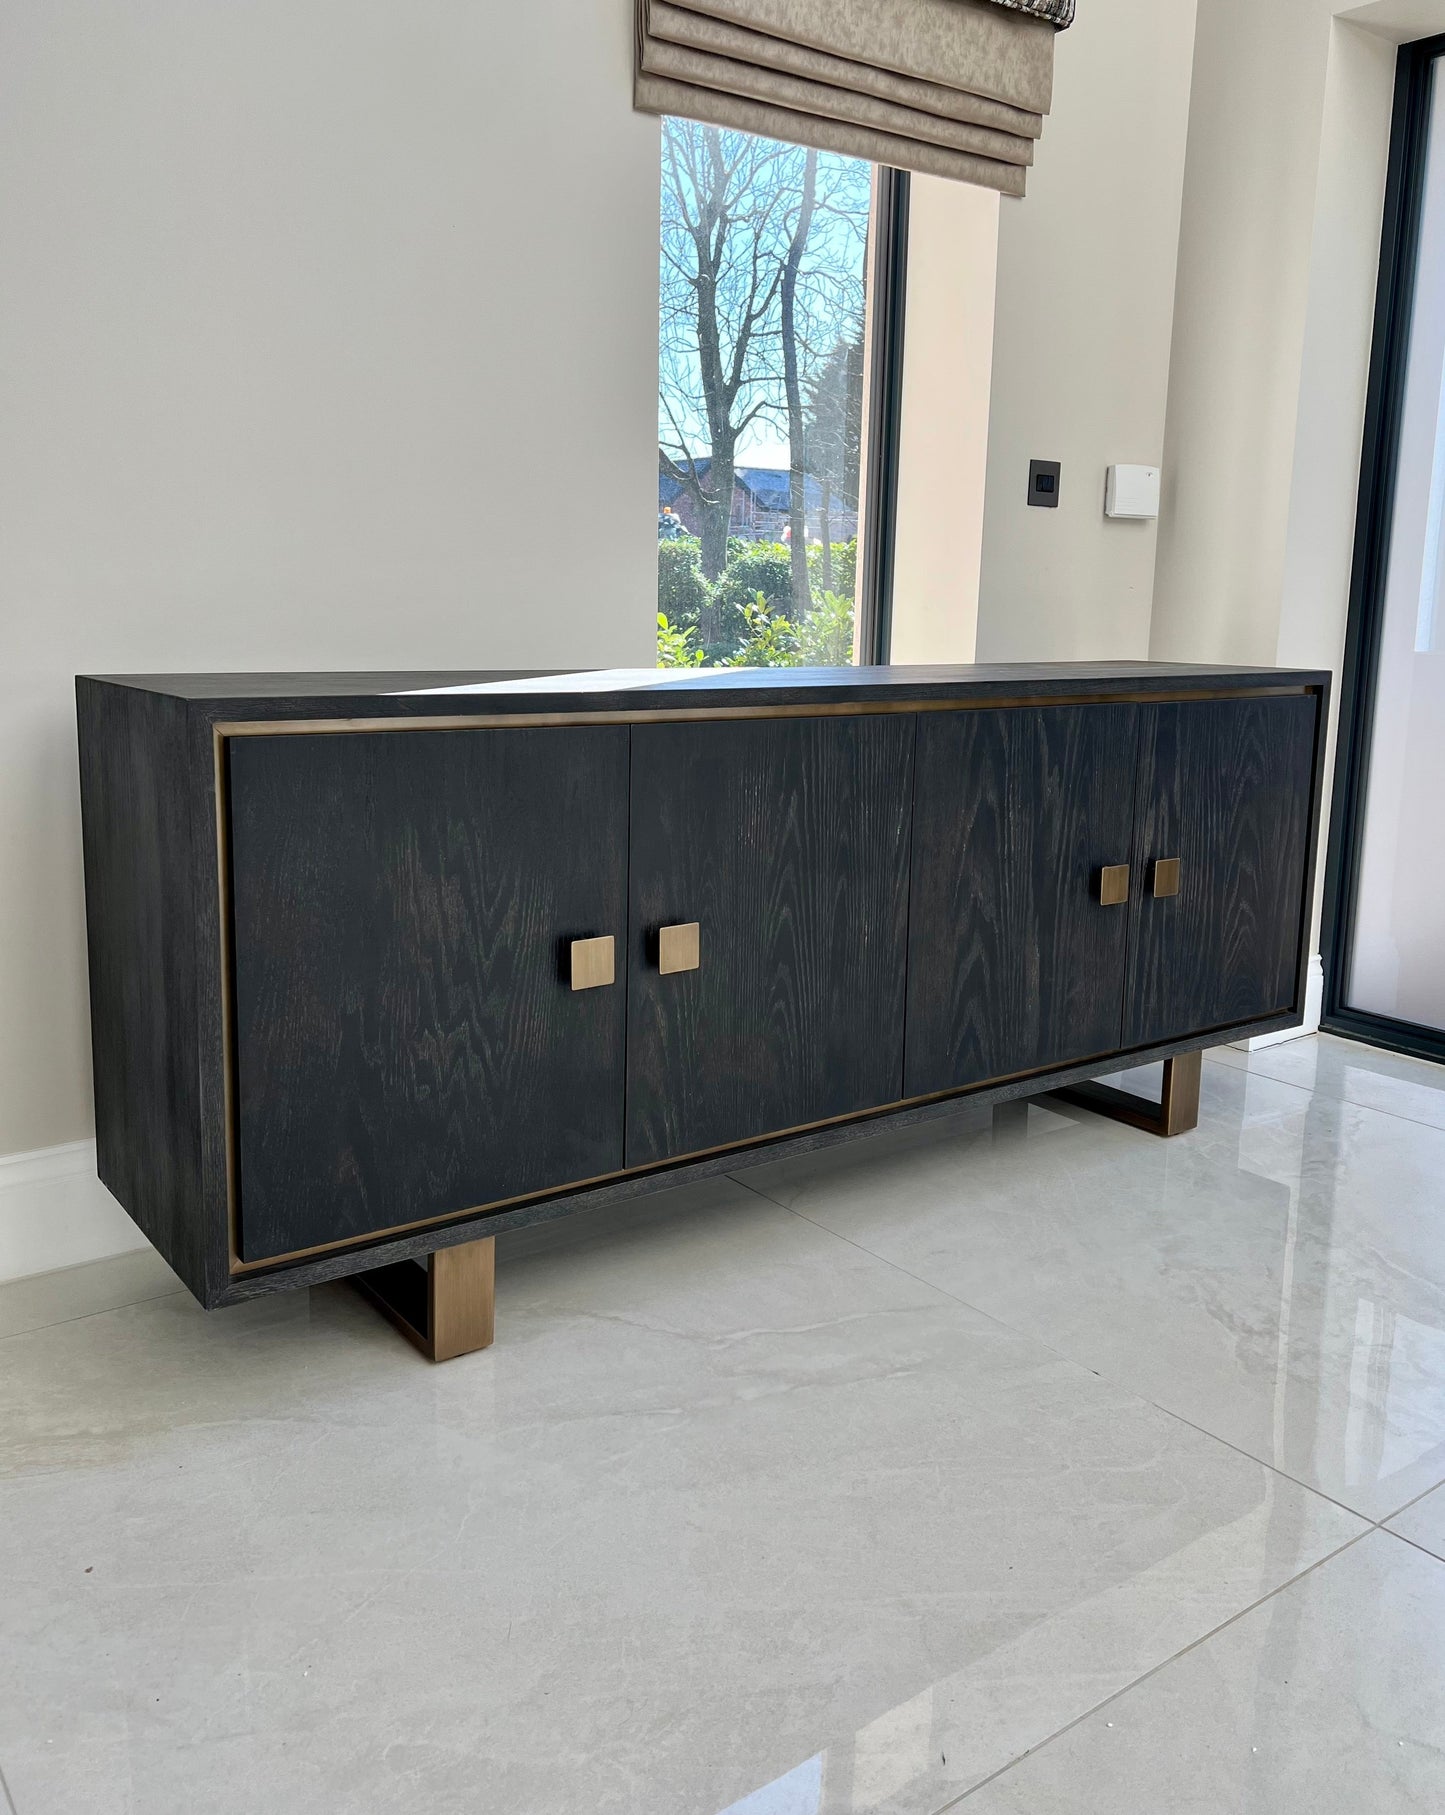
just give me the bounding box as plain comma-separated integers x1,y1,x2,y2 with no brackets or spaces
1325,34,1445,1060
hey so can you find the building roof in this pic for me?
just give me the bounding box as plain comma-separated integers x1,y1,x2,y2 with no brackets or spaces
659,457,825,512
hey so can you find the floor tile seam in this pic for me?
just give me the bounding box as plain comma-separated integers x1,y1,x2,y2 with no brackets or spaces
1133,1401,1379,1527
1376,1474,1445,1528
1205,1055,1445,1136
1375,1523,1445,1566
928,1526,1378,1813
732,1176,1376,1528
0,1287,187,1348
1277,1087,1444,1137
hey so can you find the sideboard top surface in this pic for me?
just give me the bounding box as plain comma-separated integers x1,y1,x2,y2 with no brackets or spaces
79,662,1330,721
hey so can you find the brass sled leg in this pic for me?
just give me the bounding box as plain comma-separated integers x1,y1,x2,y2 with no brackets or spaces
353,1236,495,1361
1052,1049,1203,1138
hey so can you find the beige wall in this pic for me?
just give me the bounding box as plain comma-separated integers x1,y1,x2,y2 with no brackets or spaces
1275,19,1398,689
974,0,1201,662
1151,0,1339,667
889,176,999,665
0,0,660,1158
1153,0,1382,667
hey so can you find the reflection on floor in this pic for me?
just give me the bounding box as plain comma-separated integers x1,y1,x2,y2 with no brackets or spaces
2,1033,1444,1813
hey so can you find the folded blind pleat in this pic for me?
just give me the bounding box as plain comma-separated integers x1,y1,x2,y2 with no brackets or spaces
636,72,1029,194
648,2,1043,140
672,0,1055,114
641,38,1035,165
635,0,1065,195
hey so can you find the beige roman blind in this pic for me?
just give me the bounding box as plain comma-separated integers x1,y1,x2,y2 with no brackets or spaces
634,0,1074,197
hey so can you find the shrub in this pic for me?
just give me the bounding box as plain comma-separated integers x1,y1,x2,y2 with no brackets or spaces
656,612,704,668
808,537,857,601
796,590,855,666
657,538,709,627
715,543,793,613
724,593,801,668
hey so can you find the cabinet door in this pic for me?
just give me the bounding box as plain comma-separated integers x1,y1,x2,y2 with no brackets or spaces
1124,695,1318,1047
626,715,914,1166
228,727,628,1262
904,704,1139,1099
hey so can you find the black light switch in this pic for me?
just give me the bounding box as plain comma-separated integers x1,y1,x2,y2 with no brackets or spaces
1028,459,1061,508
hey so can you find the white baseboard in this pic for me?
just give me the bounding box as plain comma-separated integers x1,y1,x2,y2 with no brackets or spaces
0,1139,150,1285
1231,953,1325,1053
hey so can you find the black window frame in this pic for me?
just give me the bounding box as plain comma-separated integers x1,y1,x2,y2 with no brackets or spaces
1320,31,1445,1065
858,167,910,667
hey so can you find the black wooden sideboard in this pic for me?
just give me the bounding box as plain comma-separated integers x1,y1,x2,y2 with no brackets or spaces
76,664,1329,1359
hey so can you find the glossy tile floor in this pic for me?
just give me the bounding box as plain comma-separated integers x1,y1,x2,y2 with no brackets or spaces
3,1034,1445,1814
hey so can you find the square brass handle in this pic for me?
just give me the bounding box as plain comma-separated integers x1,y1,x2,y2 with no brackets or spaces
658,922,701,975
1152,857,1182,899
1098,864,1131,907
570,935,615,991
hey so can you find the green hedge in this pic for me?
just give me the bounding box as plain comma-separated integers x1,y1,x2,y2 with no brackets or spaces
655,536,858,668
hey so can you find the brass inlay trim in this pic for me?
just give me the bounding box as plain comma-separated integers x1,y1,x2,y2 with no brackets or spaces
658,921,701,975
213,683,1316,742
570,935,616,991
1099,863,1131,907
1152,856,1182,899
215,682,1319,1277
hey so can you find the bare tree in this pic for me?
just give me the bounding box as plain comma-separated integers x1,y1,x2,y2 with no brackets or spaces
777,154,868,616
780,149,818,618
658,123,792,585
658,121,870,649
804,329,865,592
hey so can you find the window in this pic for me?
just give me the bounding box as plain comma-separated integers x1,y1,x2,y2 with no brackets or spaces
656,119,897,669
1324,33,1445,1060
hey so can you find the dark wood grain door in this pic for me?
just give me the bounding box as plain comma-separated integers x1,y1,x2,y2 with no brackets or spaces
904,704,1140,1099
1123,694,1319,1047
626,715,915,1167
228,727,628,1262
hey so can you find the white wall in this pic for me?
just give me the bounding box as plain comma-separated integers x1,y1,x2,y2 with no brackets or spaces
973,0,1202,661
0,1,660,1166
889,176,999,665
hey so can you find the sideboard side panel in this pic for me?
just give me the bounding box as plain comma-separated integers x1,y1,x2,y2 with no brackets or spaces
76,678,205,1296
